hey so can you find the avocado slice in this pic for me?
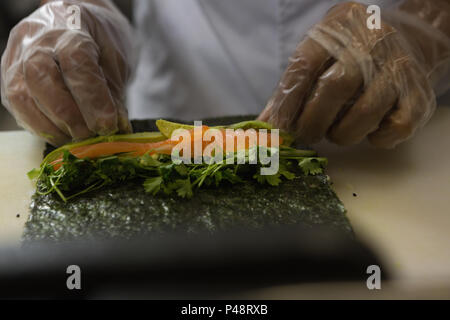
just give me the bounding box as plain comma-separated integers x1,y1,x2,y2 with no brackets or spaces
156,119,294,146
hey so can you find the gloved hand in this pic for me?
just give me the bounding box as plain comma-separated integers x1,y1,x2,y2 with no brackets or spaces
259,0,450,148
1,0,135,146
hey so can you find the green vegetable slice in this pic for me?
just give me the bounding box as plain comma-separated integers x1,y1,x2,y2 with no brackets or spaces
156,118,294,146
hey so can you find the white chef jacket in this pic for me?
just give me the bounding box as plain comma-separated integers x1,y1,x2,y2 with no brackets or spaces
127,0,398,120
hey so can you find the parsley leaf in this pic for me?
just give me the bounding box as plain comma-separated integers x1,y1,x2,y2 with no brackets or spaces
143,176,163,195
29,133,328,201
174,178,193,198
298,157,328,175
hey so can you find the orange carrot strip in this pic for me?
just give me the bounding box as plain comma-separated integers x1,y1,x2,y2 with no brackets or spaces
50,127,282,170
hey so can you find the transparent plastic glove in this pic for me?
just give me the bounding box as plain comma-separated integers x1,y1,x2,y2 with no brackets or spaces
259,0,450,148
1,0,135,146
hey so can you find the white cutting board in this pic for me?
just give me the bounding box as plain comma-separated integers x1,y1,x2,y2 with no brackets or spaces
1,108,449,285
0,131,44,246
315,106,450,284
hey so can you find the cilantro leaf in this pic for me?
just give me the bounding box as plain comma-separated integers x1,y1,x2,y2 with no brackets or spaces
298,157,327,175
174,163,189,177
265,174,282,186
253,171,282,186
140,153,162,167
143,176,163,195
174,178,193,198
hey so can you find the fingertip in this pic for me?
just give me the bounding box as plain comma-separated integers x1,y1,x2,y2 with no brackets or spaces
367,116,415,149
327,129,364,146
119,115,133,134
40,131,71,147
367,134,399,149
92,113,119,136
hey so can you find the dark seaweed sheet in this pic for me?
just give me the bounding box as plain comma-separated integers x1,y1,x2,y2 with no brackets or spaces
23,116,351,242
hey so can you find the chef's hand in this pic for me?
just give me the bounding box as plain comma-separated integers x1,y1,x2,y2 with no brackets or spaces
1,0,135,146
259,0,450,148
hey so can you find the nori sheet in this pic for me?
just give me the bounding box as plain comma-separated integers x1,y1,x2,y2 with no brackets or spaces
23,116,352,242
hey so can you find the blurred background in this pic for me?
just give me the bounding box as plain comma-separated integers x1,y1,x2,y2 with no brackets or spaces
0,0,133,131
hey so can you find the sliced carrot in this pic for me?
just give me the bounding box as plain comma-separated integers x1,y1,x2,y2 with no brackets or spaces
50,126,282,170
50,140,179,170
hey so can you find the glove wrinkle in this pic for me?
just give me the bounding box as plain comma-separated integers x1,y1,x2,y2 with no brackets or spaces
1,0,135,146
259,1,450,148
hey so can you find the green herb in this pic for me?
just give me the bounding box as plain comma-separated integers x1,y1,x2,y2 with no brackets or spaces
29,148,326,202
29,123,327,202
298,157,328,175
